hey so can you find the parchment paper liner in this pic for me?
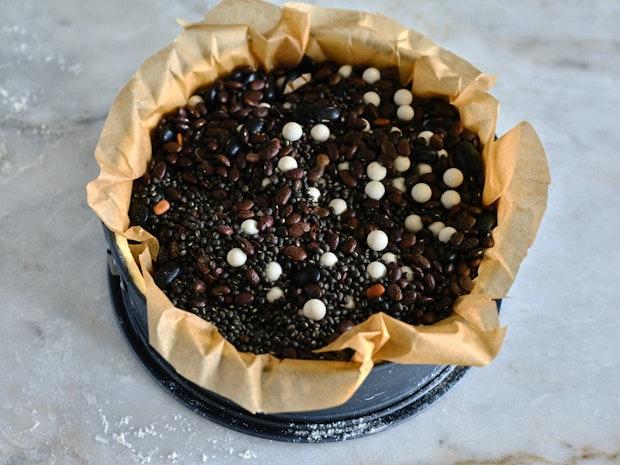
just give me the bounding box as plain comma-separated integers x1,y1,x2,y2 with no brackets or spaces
87,0,550,413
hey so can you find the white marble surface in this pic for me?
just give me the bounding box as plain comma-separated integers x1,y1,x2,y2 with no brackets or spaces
1,0,619,463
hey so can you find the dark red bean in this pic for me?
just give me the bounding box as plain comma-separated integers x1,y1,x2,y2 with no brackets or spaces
235,292,254,305
152,161,166,179
336,320,354,333
283,245,307,262
325,230,340,251
212,285,231,296
238,238,256,255
257,215,274,231
413,254,431,270
387,284,402,301
341,237,358,254
245,268,260,286
216,225,234,236
339,170,357,187
276,186,292,205
307,167,324,182
284,168,304,180
289,222,310,238
400,233,416,249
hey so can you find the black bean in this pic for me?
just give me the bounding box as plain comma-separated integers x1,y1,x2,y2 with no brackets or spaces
225,136,242,157
304,284,322,298
129,202,149,226
476,213,496,233
244,119,264,134
160,126,176,143
413,145,438,164
304,105,341,122
455,141,483,173
154,262,181,289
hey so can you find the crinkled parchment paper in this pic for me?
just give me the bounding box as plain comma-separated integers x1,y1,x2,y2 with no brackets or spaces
86,0,550,413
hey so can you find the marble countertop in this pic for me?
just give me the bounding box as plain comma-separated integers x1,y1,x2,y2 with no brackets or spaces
1,0,619,464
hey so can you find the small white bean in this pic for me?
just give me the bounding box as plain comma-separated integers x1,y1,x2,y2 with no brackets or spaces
363,91,381,107
392,177,406,193
438,226,457,243
367,230,389,251
338,65,353,78
367,261,387,280
417,163,433,175
367,162,387,181
240,219,259,235
411,183,432,203
443,168,464,188
428,221,445,236
394,156,411,173
266,287,284,303
188,95,204,107
329,198,347,215
265,261,283,281
320,252,338,267
281,122,303,141
404,214,423,233
277,156,298,173
362,67,381,84
396,105,415,121
365,180,386,200
418,130,433,143
307,187,321,203
393,88,413,106
401,266,414,281
302,299,327,321
226,248,247,267
310,124,330,142
441,190,461,209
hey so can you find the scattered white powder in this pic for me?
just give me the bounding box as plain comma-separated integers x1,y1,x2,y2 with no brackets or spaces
98,410,109,434
0,86,32,113
290,417,389,443
89,405,262,465
112,431,133,449
94,434,109,445
239,449,258,459
0,24,82,123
